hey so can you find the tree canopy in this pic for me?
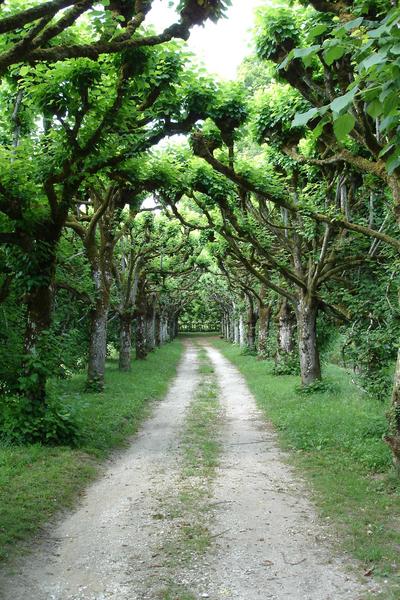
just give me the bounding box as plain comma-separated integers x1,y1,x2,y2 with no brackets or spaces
1,0,400,473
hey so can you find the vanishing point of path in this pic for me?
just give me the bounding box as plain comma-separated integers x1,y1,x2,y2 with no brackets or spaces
0,340,377,600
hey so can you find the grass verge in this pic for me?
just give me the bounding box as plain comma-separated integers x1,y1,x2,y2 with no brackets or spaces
212,338,400,597
0,341,183,563
158,346,221,599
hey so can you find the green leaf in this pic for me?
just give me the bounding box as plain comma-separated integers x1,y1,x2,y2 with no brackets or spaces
386,149,400,175
366,99,383,118
343,17,363,31
309,24,328,39
383,92,398,114
378,142,395,158
311,116,329,139
19,66,30,76
379,114,398,133
278,50,294,70
292,45,320,67
333,113,355,141
333,17,363,37
359,51,387,71
323,45,346,66
293,46,320,58
330,87,358,114
292,107,319,128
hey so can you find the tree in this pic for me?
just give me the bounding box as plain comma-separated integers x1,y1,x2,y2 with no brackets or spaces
0,0,227,434
253,0,400,469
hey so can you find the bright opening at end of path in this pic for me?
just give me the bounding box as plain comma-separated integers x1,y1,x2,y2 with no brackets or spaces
148,0,266,80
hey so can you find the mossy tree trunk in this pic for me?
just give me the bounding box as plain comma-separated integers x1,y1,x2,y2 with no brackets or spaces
258,287,271,359
246,295,257,351
118,313,133,371
135,280,148,360
86,246,113,390
22,249,57,404
296,294,321,386
276,298,295,362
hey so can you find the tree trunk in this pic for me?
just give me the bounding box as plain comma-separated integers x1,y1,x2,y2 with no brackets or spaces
234,319,240,344
385,348,400,473
224,313,229,340
86,256,112,390
135,314,147,360
119,313,132,371
296,295,321,386
386,176,400,471
246,298,257,350
277,299,295,360
225,311,231,342
173,316,179,339
145,299,156,353
23,278,54,403
228,312,235,342
21,237,59,405
160,315,168,344
167,315,175,341
87,300,109,389
162,317,169,343
239,314,245,347
155,312,161,347
258,304,271,359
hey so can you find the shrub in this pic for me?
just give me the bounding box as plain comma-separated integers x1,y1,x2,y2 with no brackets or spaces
0,393,80,445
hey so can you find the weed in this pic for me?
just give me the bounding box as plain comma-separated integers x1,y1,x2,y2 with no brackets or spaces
158,583,197,600
1,393,80,445
294,378,339,395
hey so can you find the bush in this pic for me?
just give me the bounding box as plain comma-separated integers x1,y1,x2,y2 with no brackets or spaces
0,393,80,445
273,351,300,375
295,378,338,395
240,346,258,357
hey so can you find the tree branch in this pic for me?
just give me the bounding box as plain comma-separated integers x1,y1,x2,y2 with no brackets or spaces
0,0,77,34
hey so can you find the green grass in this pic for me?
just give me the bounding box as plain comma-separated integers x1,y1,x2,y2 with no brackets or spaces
158,583,197,600
213,339,400,592
182,358,220,479
0,341,183,562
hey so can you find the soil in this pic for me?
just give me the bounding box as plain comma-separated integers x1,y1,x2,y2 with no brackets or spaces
0,340,379,599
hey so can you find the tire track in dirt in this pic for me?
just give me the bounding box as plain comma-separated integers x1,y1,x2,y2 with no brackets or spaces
200,344,378,600
0,342,200,600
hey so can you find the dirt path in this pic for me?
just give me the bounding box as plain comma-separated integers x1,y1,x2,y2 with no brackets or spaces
202,345,376,600
0,343,200,600
0,341,377,599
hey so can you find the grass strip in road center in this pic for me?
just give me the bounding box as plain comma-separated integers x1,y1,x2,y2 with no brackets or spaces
158,346,222,600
